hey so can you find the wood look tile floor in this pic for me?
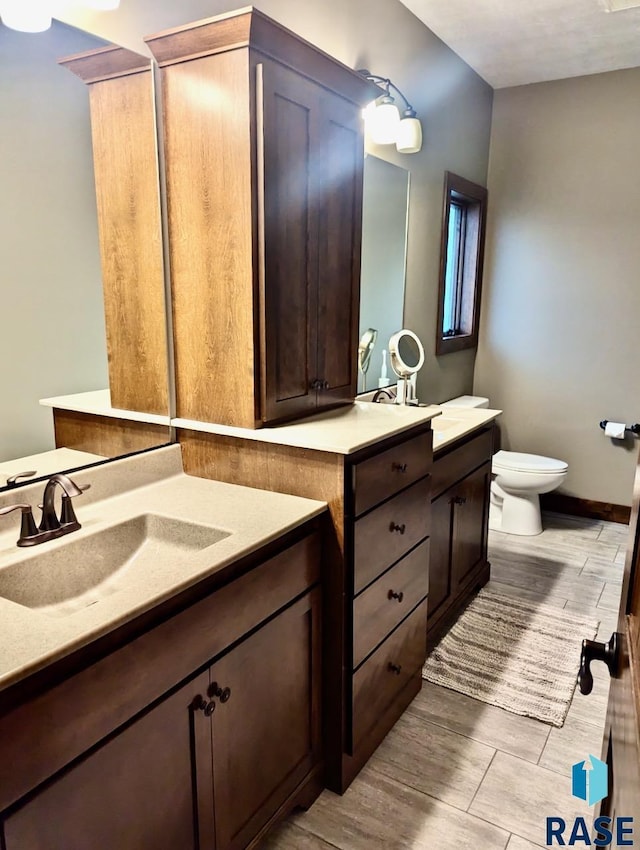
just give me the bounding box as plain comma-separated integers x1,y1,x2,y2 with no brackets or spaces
263,513,625,850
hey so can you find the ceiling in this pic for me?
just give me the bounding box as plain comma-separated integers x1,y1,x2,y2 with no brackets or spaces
398,0,640,88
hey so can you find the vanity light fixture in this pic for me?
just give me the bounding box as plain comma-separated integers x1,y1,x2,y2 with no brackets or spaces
358,70,423,154
0,0,52,32
0,0,120,32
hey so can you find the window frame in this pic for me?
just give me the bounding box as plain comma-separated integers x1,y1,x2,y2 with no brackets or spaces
436,171,488,355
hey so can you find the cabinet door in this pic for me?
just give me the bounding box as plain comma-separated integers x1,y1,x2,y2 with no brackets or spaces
451,461,491,590
259,60,322,424
315,90,364,407
3,671,214,850
210,590,321,850
428,490,454,621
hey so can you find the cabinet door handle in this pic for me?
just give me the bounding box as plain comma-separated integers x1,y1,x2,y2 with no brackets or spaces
450,495,467,506
209,682,232,704
388,662,402,675
388,589,404,603
392,462,408,473
389,521,406,534
310,379,322,391
193,695,216,716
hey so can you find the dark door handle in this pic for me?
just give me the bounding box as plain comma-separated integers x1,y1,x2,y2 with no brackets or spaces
310,379,322,390
392,462,408,473
388,589,404,603
388,662,402,675
450,495,467,505
192,695,216,716
578,633,620,695
209,682,231,704
389,522,406,534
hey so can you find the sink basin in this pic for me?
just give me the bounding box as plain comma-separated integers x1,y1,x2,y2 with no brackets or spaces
433,416,466,435
0,514,230,616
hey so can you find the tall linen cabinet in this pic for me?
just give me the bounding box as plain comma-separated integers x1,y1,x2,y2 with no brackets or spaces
146,10,377,428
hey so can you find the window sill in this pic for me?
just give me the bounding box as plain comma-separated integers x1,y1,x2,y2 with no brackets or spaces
436,333,478,356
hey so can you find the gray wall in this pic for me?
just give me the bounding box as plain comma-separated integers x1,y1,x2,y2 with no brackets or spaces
59,0,494,405
0,23,109,463
475,68,640,506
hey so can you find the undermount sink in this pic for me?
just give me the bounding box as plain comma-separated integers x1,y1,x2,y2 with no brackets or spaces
0,514,230,616
432,416,466,436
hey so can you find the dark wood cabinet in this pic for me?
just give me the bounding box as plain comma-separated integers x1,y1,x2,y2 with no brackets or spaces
427,427,493,648
0,531,322,850
178,424,433,793
146,9,375,428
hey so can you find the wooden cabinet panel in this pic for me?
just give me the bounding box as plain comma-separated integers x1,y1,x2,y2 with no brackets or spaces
354,476,431,594
428,489,454,621
353,431,432,516
353,539,429,669
452,462,491,590
260,60,320,423
211,590,321,850
316,90,363,406
431,428,493,499
4,672,212,850
352,599,427,752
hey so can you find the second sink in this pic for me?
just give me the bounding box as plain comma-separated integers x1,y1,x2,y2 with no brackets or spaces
0,514,230,615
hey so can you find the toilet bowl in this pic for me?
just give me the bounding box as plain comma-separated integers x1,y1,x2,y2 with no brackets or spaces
439,396,569,536
490,451,568,536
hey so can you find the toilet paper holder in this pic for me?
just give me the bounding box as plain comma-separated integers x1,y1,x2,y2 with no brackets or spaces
599,420,640,436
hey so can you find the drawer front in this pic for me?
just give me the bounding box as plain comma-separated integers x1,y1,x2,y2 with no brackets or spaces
353,539,429,669
354,476,431,595
353,431,432,517
352,599,427,752
432,427,493,500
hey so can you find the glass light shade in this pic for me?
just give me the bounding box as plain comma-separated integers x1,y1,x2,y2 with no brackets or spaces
0,0,52,31
82,0,120,8
396,116,423,154
368,101,400,146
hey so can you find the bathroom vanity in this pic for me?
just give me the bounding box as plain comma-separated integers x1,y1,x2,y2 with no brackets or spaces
174,402,439,793
0,448,326,850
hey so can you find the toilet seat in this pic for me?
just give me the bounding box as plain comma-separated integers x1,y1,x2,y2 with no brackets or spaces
493,450,568,475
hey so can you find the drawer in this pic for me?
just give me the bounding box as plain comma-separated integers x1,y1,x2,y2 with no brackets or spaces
352,599,427,751
432,427,493,500
354,476,431,595
353,539,429,669
352,430,432,517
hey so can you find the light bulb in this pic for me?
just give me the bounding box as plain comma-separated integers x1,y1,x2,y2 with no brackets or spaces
368,98,400,146
0,0,52,32
396,116,423,154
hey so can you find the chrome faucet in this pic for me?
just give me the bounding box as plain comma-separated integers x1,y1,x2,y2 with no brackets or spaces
0,473,89,547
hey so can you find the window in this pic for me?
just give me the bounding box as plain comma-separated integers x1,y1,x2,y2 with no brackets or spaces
436,172,488,355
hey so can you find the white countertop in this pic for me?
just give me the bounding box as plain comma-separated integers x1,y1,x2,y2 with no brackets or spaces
0,446,326,692
432,407,502,451
0,449,105,486
40,389,171,427
174,400,442,454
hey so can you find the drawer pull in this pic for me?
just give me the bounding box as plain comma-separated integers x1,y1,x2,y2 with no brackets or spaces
451,495,467,506
193,695,216,716
210,682,232,704
392,462,408,473
388,589,404,603
388,662,402,675
389,521,406,534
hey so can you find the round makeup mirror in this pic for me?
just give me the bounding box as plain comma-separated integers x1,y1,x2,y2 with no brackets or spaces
388,329,424,404
358,328,378,392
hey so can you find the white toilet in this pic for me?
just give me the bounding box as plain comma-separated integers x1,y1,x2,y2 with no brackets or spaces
440,396,569,536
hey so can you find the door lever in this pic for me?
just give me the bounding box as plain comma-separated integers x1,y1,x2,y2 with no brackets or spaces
578,633,620,695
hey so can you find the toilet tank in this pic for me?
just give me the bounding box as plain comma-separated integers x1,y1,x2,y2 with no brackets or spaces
440,395,489,409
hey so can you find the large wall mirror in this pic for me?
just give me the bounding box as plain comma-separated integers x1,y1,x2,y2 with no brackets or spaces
358,154,410,393
0,20,170,492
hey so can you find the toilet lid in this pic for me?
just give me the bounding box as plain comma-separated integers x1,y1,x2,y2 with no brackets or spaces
493,450,568,474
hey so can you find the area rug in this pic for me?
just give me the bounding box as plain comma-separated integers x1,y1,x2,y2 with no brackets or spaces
422,588,599,726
